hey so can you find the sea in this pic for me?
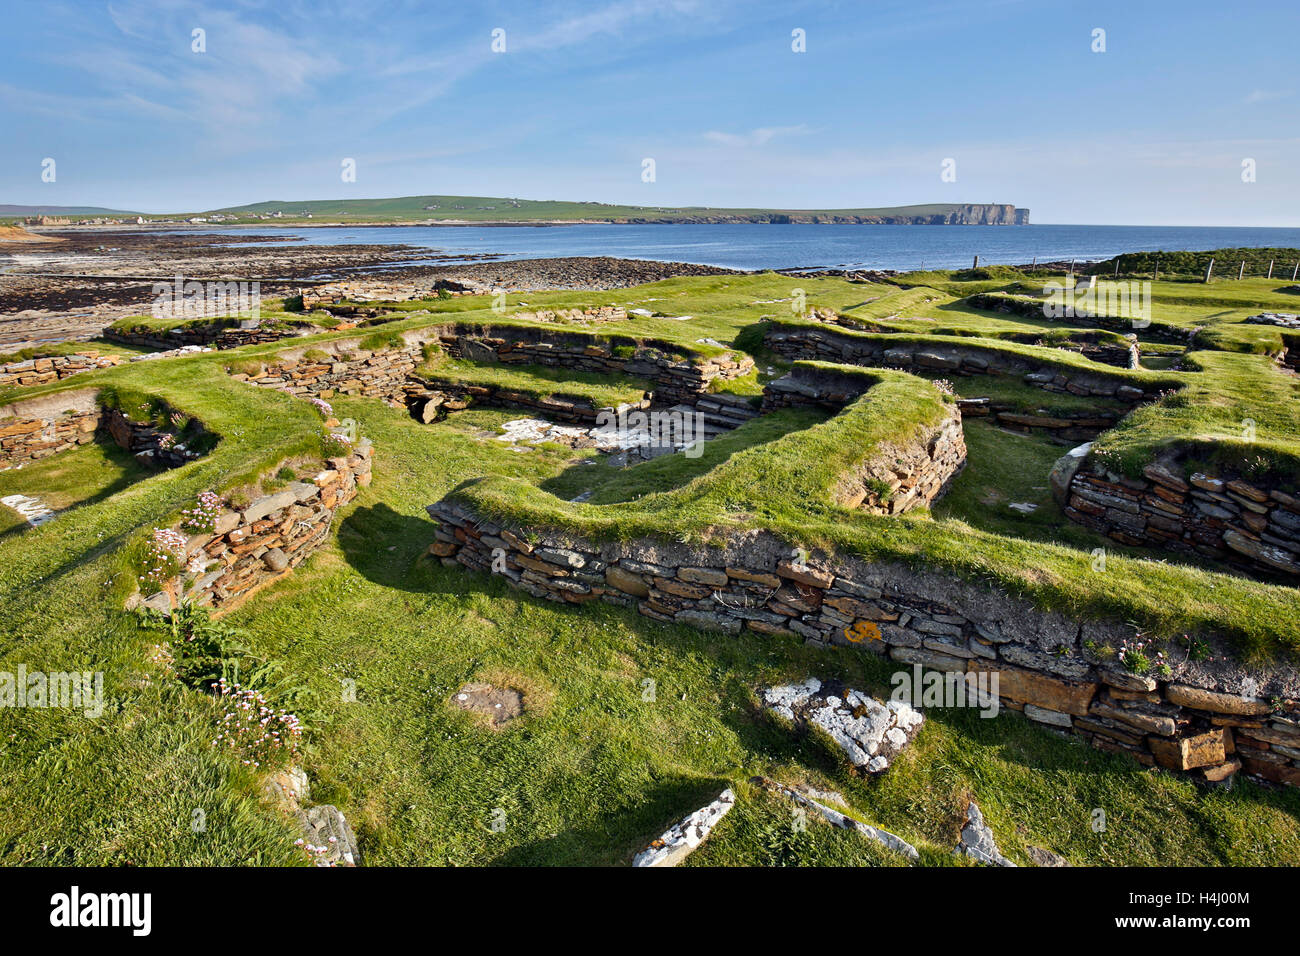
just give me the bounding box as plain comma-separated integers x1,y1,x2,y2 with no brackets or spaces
194,222,1300,273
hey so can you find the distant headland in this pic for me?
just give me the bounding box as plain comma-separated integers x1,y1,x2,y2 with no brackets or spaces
1,196,1030,227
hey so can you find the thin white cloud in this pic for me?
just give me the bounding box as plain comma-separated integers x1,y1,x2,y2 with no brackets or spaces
1244,89,1291,104
702,125,813,147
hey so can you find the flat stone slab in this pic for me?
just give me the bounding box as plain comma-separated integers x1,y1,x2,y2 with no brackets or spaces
753,777,918,860
761,677,924,773
295,805,360,867
955,800,1015,867
1245,312,1300,328
632,788,735,867
452,682,524,728
1,493,54,527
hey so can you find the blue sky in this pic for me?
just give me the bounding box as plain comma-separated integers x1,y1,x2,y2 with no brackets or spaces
1,0,1297,224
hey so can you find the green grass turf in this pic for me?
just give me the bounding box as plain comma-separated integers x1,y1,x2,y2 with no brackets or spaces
415,353,651,409
2,268,1300,866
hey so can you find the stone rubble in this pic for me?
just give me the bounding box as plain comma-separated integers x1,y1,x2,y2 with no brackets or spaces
631,788,736,867
761,678,924,774
0,493,54,527
955,800,1016,867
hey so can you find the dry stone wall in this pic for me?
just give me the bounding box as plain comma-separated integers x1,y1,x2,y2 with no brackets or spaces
106,324,306,351
759,367,966,513
806,309,1140,369
425,510,1300,789
965,292,1191,345
0,351,121,389
232,327,755,416
1,389,103,470
0,406,100,469
956,398,1122,443
1054,449,1300,580
233,345,422,406
137,440,374,612
426,326,753,406
765,324,1159,406
0,389,210,471
403,378,649,425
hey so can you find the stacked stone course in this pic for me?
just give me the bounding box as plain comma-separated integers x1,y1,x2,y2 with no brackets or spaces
232,327,754,419
1056,452,1300,580
956,398,1122,443
425,511,1300,789
804,307,1140,369
0,351,121,389
141,440,374,612
765,324,1158,407
0,391,211,471
965,292,1191,344
0,408,100,469
106,324,306,351
758,366,966,513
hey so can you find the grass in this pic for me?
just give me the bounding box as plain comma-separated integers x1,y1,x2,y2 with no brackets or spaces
0,440,150,537
8,392,1284,866
0,340,143,365
416,352,651,409
2,267,1300,866
196,194,1023,226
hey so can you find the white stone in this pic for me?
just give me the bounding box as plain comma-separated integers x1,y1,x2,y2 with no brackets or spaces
762,679,923,773
632,789,736,867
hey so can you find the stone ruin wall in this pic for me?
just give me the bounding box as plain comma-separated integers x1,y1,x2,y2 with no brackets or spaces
105,325,302,351
758,366,967,514
426,508,1300,790
138,440,374,613
764,324,1154,443
1055,451,1300,581
964,292,1192,345
0,350,122,389
0,389,206,471
768,324,1300,582
230,326,755,418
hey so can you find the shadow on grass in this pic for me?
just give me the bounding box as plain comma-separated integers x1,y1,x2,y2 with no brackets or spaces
337,502,442,591
490,775,729,866
337,497,1300,846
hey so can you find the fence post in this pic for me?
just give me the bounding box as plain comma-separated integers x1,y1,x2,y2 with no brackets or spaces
1204,257,1215,283
972,255,979,269
1293,260,1299,281
1153,259,1159,281
1114,258,1120,276
1239,261,1246,280
1267,259,1274,279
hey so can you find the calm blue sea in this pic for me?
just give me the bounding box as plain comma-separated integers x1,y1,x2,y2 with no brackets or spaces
198,223,1300,273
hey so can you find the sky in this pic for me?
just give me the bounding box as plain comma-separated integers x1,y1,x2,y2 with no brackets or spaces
1,0,1297,225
